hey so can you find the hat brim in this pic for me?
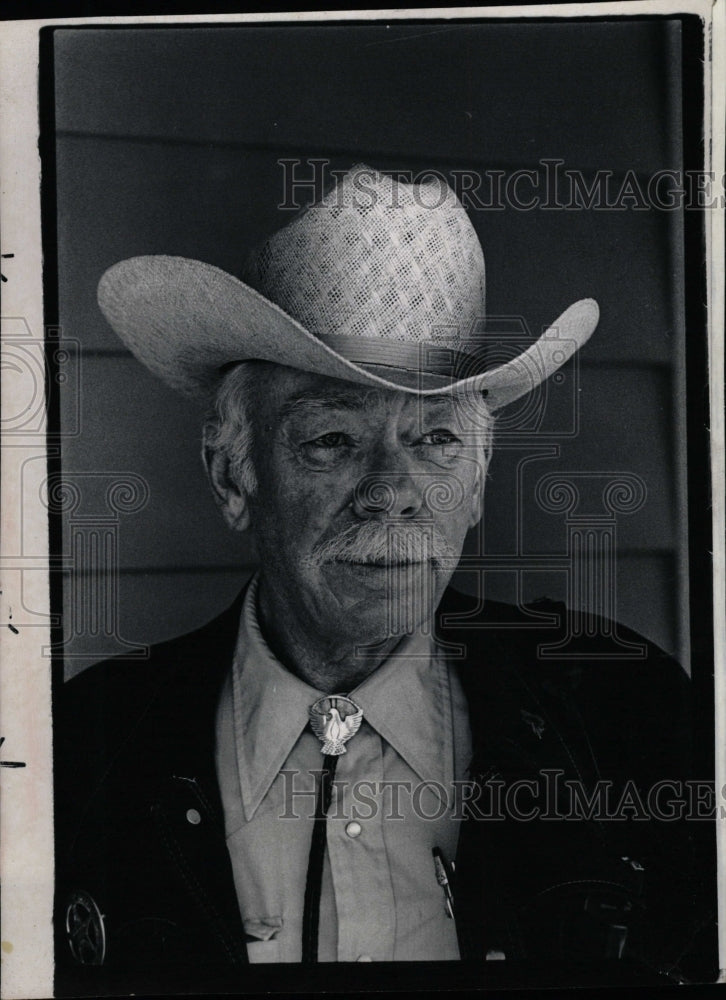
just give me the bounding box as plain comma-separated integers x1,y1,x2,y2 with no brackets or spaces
97,255,599,411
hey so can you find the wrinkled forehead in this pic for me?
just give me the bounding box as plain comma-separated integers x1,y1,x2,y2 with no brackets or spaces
262,364,492,430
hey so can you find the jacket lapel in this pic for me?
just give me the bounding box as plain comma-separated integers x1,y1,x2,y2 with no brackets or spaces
144,589,250,965
62,589,251,974
437,591,645,965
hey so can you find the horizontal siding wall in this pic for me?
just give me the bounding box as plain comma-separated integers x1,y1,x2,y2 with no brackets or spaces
52,22,689,677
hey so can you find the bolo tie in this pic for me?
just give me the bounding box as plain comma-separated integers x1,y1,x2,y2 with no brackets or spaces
302,694,363,963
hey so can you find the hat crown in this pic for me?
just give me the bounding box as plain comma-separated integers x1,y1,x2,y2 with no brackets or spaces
242,164,486,347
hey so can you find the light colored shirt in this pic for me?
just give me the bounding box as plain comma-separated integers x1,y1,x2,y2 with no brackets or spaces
215,574,472,963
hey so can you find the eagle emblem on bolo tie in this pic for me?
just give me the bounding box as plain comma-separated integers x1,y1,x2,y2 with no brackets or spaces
309,695,364,755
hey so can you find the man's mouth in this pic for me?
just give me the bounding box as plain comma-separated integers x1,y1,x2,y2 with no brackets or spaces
330,557,430,567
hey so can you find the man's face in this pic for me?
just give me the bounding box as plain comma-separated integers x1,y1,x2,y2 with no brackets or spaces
240,365,488,648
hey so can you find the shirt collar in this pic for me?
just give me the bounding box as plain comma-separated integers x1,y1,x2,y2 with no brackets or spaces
231,574,451,820
231,575,323,821
350,631,453,790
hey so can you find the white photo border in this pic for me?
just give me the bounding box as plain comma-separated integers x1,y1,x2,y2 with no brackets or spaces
0,4,723,997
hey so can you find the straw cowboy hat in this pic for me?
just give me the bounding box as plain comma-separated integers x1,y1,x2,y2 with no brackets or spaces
97,164,599,410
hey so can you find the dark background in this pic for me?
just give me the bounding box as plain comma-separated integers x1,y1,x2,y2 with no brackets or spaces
51,19,691,676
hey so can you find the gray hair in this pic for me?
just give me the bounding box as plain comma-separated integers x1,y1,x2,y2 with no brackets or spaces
203,361,496,498
203,361,261,496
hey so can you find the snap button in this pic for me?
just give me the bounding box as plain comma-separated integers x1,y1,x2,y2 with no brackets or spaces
357,954,373,962
186,808,201,825
345,821,362,838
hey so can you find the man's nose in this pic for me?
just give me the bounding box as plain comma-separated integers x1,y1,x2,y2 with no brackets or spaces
352,453,427,520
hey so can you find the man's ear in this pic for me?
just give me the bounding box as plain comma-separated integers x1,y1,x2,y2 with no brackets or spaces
202,441,251,533
467,461,486,529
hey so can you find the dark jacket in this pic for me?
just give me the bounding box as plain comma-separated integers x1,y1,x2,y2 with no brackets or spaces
53,587,716,996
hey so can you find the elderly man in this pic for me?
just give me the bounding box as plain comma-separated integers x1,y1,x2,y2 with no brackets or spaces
54,166,710,992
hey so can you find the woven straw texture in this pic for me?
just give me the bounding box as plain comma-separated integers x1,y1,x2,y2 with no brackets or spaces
97,161,599,407
242,164,486,345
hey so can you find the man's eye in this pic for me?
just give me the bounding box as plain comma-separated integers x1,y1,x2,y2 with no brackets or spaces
299,431,353,469
420,429,462,446
308,432,350,449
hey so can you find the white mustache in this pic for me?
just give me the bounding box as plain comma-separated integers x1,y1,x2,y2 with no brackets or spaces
307,521,457,568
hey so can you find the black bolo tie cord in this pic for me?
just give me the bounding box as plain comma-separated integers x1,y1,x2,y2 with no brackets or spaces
302,753,338,963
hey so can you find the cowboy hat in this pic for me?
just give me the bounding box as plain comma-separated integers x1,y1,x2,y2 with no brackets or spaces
97,164,599,410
